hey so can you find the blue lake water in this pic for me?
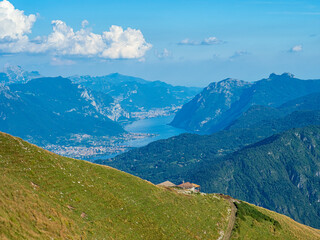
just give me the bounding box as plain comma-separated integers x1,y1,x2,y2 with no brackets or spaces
90,115,187,161
123,115,187,148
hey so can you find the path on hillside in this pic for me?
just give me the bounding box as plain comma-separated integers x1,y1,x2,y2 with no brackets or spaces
223,198,237,240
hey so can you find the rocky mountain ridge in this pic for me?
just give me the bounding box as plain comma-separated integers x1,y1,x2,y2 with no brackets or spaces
171,73,320,133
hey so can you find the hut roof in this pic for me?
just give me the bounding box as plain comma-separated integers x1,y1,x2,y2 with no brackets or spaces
192,183,200,188
157,181,176,187
177,182,200,189
177,182,193,189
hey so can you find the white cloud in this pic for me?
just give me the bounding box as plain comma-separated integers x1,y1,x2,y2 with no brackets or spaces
51,57,75,66
229,50,250,60
81,20,89,28
44,20,106,56
0,0,36,40
155,48,171,59
101,25,152,59
289,45,302,53
178,37,224,46
201,37,221,45
0,1,152,59
178,38,198,46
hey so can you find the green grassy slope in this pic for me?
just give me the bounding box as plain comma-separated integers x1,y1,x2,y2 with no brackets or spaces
231,201,320,240
0,132,319,239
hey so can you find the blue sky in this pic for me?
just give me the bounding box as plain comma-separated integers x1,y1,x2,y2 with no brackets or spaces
0,0,319,86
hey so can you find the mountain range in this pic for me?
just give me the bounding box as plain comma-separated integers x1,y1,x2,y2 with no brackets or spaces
0,65,42,85
1,66,200,124
70,73,201,123
0,67,200,157
0,77,124,146
171,73,320,133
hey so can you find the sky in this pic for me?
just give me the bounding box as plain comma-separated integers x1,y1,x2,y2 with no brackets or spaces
0,0,319,87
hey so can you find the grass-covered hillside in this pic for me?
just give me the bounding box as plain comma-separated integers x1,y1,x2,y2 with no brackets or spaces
0,132,320,239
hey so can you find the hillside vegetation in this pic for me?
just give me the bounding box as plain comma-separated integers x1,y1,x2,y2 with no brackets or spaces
193,125,320,228
99,109,320,185
1,132,320,239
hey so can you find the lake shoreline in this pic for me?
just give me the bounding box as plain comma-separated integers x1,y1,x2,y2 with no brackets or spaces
87,115,188,161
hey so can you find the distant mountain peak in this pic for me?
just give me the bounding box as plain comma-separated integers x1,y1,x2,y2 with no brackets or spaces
4,64,24,73
222,77,239,82
30,76,71,86
206,78,250,92
2,64,41,84
219,78,250,85
109,72,121,77
269,72,295,80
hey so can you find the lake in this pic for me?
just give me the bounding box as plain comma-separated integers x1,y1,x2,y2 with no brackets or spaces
90,115,187,161
123,115,187,147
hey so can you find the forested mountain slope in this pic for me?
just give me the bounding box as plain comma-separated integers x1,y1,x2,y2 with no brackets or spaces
192,125,320,228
